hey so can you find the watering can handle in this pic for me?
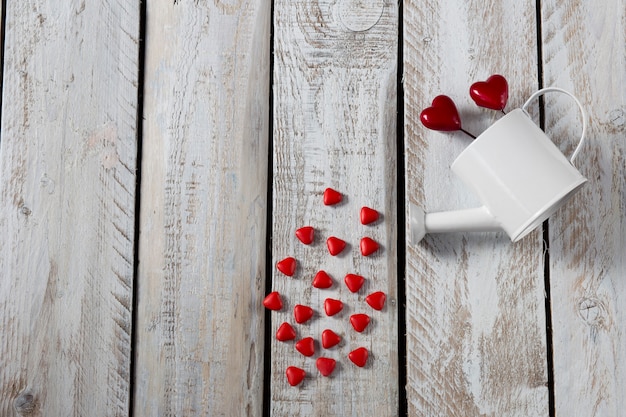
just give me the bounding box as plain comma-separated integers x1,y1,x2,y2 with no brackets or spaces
522,87,587,164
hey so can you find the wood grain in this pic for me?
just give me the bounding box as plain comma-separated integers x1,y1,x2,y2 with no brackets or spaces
133,1,271,416
539,1,626,416
270,0,398,415
0,1,140,416
403,1,549,415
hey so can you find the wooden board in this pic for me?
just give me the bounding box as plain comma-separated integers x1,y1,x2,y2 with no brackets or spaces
270,0,398,415
540,1,626,416
403,1,550,415
0,1,140,416
133,1,271,416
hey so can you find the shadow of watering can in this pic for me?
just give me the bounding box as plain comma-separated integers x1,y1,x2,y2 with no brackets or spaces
410,88,588,244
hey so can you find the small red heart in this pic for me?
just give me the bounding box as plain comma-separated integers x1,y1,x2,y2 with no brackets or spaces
294,304,314,324
295,226,314,245
295,337,315,357
276,322,297,341
312,270,333,289
323,188,342,205
263,291,283,311
324,298,344,316
326,236,346,256
350,313,371,332
276,257,296,276
420,95,462,131
348,347,369,368
360,237,379,256
360,206,379,225
321,329,341,349
344,274,365,293
470,74,508,110
286,366,306,386
365,291,386,311
316,357,337,377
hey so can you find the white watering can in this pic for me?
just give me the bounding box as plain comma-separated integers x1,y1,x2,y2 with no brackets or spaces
410,88,588,244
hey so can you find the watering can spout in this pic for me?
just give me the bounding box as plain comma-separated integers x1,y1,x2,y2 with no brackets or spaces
409,203,501,244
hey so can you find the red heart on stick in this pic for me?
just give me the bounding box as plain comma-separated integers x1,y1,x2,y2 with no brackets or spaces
420,95,462,131
470,74,509,110
286,366,306,386
316,357,337,377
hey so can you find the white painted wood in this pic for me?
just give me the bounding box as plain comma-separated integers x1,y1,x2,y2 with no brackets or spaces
0,1,140,416
403,1,550,415
539,1,626,416
133,1,271,416
270,0,398,415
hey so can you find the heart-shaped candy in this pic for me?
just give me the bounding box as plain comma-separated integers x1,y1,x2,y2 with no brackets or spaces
321,329,341,349
324,298,344,316
295,337,315,357
263,291,283,311
420,95,462,131
348,347,369,368
286,366,306,386
365,291,386,311
316,357,337,377
344,273,365,293
350,313,371,332
360,237,379,256
312,270,333,289
470,74,508,110
276,322,297,341
276,257,296,276
294,304,314,324
323,188,342,205
360,206,379,225
326,236,346,256
295,226,315,245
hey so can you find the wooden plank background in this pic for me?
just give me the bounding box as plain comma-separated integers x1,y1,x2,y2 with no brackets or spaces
0,0,623,416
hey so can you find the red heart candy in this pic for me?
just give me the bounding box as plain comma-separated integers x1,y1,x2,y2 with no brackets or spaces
294,304,314,324
324,298,344,316
312,270,333,289
286,366,306,386
470,74,508,110
348,347,369,367
316,357,337,377
323,188,342,205
344,273,365,293
276,257,296,276
295,337,315,357
365,291,386,311
326,236,346,256
321,329,341,349
295,226,314,245
263,291,283,311
360,206,379,225
276,322,297,341
360,237,379,256
350,313,371,332
420,95,462,131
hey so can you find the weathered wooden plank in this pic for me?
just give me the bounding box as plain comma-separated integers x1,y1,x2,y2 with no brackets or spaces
133,1,270,416
404,1,550,415
0,1,140,416
539,2,626,416
270,0,398,415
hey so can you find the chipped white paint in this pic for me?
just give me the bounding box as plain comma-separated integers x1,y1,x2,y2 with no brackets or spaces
0,0,140,416
133,1,270,416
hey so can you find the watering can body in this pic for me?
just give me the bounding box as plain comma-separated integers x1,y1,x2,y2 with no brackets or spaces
410,89,587,244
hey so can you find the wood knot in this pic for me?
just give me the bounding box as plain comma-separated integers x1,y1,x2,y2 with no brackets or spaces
14,391,37,415
577,297,605,326
338,0,384,32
